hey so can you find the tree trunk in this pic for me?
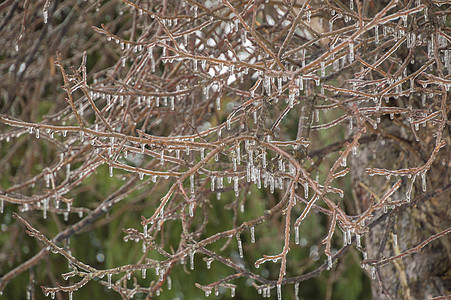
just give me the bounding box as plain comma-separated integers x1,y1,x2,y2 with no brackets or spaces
350,119,451,299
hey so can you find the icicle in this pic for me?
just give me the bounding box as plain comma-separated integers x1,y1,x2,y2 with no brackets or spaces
167,276,172,290
69,291,73,300
109,165,113,177
142,268,147,279
211,176,216,191
143,224,148,238
393,234,398,248
43,5,49,24
370,266,376,279
289,91,295,108
233,176,239,196
295,226,300,245
295,283,300,300
349,42,354,62
43,198,48,219
278,77,283,94
216,97,221,110
189,202,194,217
231,287,235,297
200,148,205,160
321,61,325,77
250,226,255,243
190,175,195,194
237,235,243,258
206,259,212,269
107,274,112,289
356,234,361,247
0,199,3,214
189,250,195,270
270,175,275,193
277,284,282,300
341,157,347,167
306,10,311,23
350,0,354,10
421,171,426,192
45,173,50,188
347,228,351,245
327,254,333,269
